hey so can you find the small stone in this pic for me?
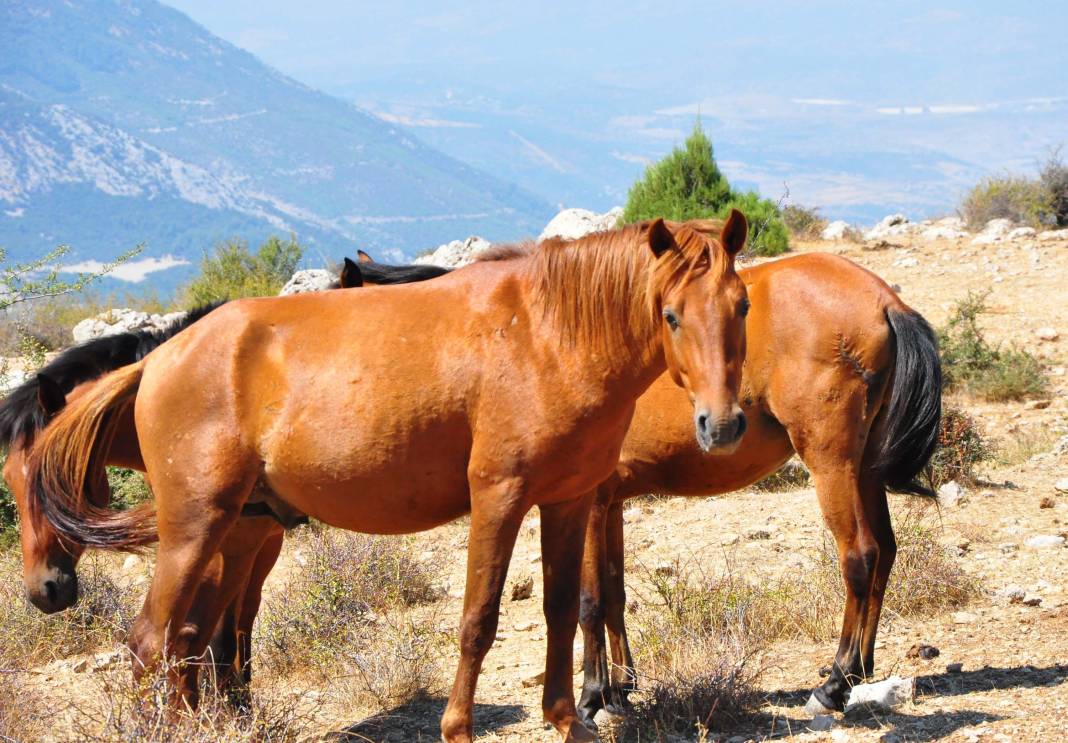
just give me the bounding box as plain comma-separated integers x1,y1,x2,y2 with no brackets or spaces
952,611,978,624
1022,594,1043,607
721,534,741,546
747,529,772,541
998,542,1019,554
510,575,534,601
1000,585,1026,604
1025,535,1066,549
72,658,90,673
892,257,919,268
1040,496,1056,509
514,621,538,632
906,643,940,659
1035,327,1060,342
1026,399,1051,410
946,662,964,674
938,480,966,506
121,555,141,573
622,506,643,524
808,714,835,731
844,675,915,711
521,671,544,688
1054,478,1068,494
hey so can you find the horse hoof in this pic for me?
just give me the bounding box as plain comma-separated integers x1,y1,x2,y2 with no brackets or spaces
563,718,599,742
803,691,836,716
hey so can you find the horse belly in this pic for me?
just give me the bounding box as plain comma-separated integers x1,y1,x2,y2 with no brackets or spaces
262,428,474,535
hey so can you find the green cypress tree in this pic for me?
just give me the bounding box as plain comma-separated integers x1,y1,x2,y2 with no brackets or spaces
622,122,788,256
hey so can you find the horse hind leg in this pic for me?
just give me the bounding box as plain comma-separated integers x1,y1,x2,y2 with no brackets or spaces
603,499,636,705
858,476,895,680
803,463,880,714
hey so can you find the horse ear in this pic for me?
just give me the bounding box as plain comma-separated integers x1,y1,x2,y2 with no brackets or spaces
356,249,374,264
36,374,65,417
340,257,363,288
720,208,749,256
646,218,676,258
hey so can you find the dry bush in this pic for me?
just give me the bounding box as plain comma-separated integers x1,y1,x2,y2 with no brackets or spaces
0,656,46,742
0,551,140,666
783,204,828,240
750,459,811,492
927,407,992,489
255,527,448,707
959,174,1053,228
72,653,319,743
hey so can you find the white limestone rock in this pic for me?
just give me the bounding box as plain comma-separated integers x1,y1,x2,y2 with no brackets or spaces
821,220,853,240
71,308,189,343
539,207,623,242
865,214,918,241
971,218,1015,245
279,269,338,295
412,236,492,268
845,676,915,711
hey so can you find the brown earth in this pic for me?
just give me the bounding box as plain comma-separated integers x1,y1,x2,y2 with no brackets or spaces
11,232,1068,742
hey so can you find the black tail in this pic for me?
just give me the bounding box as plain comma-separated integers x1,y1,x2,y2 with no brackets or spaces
0,302,224,449
875,309,943,496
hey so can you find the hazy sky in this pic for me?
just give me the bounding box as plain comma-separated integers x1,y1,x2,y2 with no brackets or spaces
166,1,1066,107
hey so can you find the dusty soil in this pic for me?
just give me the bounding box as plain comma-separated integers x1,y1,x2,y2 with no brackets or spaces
12,233,1068,741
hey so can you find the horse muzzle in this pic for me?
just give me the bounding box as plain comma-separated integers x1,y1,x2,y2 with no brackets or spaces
694,407,747,453
26,568,79,614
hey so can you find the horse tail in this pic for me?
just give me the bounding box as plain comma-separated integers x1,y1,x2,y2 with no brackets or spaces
873,308,942,497
27,360,157,551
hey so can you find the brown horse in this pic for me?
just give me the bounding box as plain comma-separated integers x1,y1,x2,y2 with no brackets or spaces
1,258,445,691
575,252,941,723
25,216,751,742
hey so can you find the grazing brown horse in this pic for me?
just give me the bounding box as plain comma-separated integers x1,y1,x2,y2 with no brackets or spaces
26,216,751,742
575,252,941,723
1,259,446,692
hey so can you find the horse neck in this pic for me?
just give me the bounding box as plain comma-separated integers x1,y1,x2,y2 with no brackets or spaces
522,231,668,399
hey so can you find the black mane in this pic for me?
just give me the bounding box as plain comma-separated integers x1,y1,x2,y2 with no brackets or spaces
359,261,451,284
0,302,224,449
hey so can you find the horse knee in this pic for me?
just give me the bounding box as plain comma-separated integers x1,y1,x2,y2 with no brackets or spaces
457,612,497,659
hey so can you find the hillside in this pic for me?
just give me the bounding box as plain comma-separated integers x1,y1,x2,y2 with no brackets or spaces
0,0,553,284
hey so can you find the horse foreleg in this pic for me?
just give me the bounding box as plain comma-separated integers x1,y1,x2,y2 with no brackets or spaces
440,490,525,743
234,527,283,689
540,493,598,742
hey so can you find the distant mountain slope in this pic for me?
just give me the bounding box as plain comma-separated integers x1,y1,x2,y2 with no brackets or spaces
0,0,553,276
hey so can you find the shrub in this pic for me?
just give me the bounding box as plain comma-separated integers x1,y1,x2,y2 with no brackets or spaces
0,551,140,666
106,467,153,510
181,235,302,306
0,452,17,547
783,204,828,240
719,191,789,257
927,407,992,488
1039,147,1068,227
939,291,1047,400
71,653,319,743
256,527,443,678
959,174,1053,228
622,122,789,257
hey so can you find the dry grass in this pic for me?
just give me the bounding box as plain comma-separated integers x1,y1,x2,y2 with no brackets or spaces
255,526,449,708
71,653,319,743
0,550,140,667
750,459,811,492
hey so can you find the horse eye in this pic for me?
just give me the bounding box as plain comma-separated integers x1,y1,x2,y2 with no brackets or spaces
663,308,679,331
739,299,750,318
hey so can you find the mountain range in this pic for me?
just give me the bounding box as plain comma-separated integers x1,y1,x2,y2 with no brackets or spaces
0,0,554,287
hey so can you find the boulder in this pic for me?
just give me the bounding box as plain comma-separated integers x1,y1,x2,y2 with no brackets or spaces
1037,228,1068,241
539,207,623,242
412,236,492,268
1025,535,1066,549
279,269,337,295
937,480,966,506
71,308,189,343
920,217,970,240
971,218,1015,245
865,214,917,241
1005,226,1037,240
821,220,853,240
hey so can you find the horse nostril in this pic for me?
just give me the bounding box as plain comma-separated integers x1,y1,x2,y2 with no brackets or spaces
696,412,711,436
44,580,58,604
735,411,747,439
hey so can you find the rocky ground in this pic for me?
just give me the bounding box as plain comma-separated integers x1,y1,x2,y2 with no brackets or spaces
6,224,1068,741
